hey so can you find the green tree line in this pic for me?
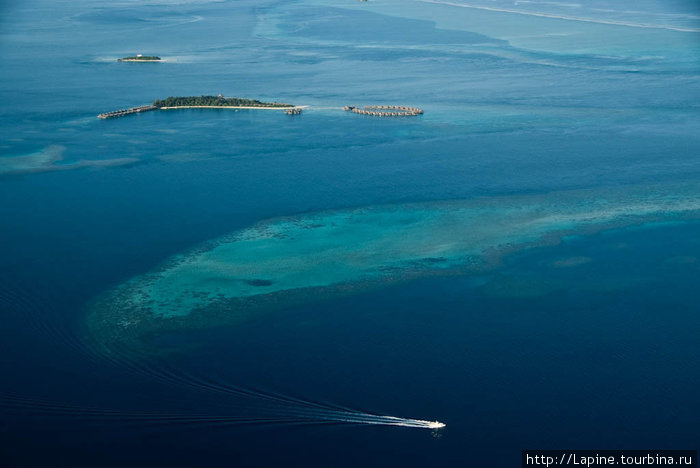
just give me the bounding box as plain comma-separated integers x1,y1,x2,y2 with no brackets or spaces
152,96,292,108
119,56,161,61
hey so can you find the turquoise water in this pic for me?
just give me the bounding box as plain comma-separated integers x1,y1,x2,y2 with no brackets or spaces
89,183,698,336
1,0,699,466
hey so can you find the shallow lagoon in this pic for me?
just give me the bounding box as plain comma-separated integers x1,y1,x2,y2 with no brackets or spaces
88,182,699,351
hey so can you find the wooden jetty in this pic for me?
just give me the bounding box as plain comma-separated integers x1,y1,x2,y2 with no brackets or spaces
98,105,158,119
344,105,423,117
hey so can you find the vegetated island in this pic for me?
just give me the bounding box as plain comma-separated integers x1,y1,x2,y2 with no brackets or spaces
153,95,293,109
98,95,298,119
118,55,161,62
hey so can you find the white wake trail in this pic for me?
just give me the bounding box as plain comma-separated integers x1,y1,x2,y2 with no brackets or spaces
267,406,446,429
415,0,700,33
331,412,446,429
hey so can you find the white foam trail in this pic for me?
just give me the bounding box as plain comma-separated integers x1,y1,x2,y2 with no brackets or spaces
81,340,445,431
1,392,445,430
415,0,700,33
272,407,446,429
139,15,204,30
332,413,446,429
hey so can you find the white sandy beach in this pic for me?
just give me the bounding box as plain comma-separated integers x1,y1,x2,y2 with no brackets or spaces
159,105,307,110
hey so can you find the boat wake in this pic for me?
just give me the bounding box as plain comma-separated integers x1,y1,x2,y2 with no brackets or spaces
0,272,445,433
69,328,446,431
0,389,445,430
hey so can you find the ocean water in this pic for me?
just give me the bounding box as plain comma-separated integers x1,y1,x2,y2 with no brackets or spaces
1,0,699,467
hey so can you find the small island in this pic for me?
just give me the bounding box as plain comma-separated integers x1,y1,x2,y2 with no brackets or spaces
153,95,293,108
98,95,298,119
117,55,161,62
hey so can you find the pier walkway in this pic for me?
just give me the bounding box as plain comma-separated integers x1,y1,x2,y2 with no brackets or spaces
98,105,303,119
98,105,158,119
97,103,421,120
344,105,423,117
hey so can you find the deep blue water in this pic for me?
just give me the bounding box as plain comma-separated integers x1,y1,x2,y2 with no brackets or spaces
1,0,699,466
